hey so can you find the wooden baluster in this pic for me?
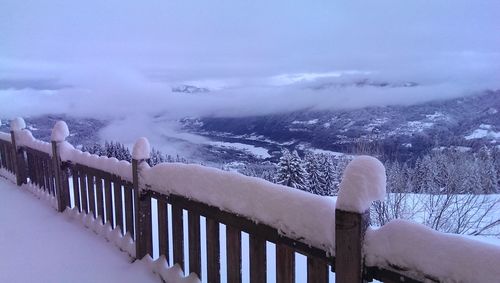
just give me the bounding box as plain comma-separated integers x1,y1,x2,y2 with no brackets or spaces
307,257,328,283
25,151,32,183
157,199,169,260
72,167,81,211
250,235,267,283
104,177,113,226
48,158,55,196
7,144,13,173
43,158,50,192
40,157,45,190
124,183,134,238
226,226,242,283
87,172,96,218
33,156,40,187
96,176,104,224
79,168,89,214
172,204,184,272
276,244,295,283
0,143,5,169
188,211,201,277
113,178,124,234
206,218,220,283
0,143,4,168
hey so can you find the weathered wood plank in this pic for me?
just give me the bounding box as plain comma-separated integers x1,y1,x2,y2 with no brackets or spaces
25,151,33,183
307,257,328,283
34,156,40,187
335,210,369,283
250,234,267,283
87,173,96,218
276,244,295,283
226,226,242,283
79,169,89,214
113,180,124,234
124,183,134,238
72,167,81,211
157,199,168,259
42,158,49,192
104,178,113,226
206,218,220,283
147,191,331,263
96,176,104,224
188,211,201,277
48,159,55,195
135,192,152,258
172,204,184,272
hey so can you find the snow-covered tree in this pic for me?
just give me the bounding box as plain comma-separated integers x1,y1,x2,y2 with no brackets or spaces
148,147,166,166
304,152,328,195
320,155,337,195
276,149,309,192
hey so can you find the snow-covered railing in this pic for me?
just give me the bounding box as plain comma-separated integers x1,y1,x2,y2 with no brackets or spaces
1,117,500,283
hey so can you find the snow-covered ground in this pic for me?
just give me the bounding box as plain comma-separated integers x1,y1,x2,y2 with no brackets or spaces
208,141,271,159
465,124,500,141
0,177,160,283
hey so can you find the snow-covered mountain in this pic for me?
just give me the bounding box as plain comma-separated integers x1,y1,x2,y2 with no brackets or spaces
179,90,500,162
1,90,498,164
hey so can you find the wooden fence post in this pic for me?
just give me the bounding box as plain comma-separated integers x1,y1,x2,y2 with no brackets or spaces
334,156,386,283
51,121,71,212
335,209,370,283
10,118,28,186
133,137,152,259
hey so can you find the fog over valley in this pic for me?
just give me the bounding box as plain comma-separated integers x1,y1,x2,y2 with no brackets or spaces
1,0,499,160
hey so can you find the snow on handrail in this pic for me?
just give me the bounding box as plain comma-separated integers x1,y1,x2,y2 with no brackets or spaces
15,129,52,155
365,219,500,282
59,141,133,182
142,162,336,255
0,131,10,142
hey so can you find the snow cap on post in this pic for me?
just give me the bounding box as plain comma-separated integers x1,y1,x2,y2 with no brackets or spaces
10,117,26,131
132,137,150,160
51,121,70,142
336,155,386,213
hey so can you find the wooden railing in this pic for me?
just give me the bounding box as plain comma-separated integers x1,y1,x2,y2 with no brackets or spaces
1,118,499,283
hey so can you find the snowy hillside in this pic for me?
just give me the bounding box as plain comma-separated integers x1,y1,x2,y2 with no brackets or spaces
1,91,498,164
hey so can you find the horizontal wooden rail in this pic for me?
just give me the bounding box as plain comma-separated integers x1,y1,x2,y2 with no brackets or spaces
63,162,134,236
145,188,333,283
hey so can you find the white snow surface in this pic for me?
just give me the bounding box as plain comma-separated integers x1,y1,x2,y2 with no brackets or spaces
15,129,52,155
465,124,500,140
0,131,10,142
51,120,69,142
0,177,160,283
10,117,26,131
142,163,337,254
132,137,151,160
336,156,386,213
365,219,500,283
59,142,133,181
209,141,271,159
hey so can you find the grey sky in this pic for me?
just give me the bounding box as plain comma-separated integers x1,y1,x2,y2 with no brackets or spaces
1,0,499,119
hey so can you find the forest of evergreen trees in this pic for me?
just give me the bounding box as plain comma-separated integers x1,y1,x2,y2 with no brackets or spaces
81,141,500,236
81,141,499,196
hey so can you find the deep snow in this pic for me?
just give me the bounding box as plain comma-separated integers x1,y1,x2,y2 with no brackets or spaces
0,177,160,283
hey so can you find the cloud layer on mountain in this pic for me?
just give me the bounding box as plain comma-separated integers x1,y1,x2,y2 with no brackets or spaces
1,0,499,120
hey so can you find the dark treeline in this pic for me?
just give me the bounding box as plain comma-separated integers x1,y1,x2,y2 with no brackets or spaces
243,146,499,196
81,141,188,166
81,141,499,195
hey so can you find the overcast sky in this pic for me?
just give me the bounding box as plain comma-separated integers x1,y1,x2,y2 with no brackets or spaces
1,0,499,120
